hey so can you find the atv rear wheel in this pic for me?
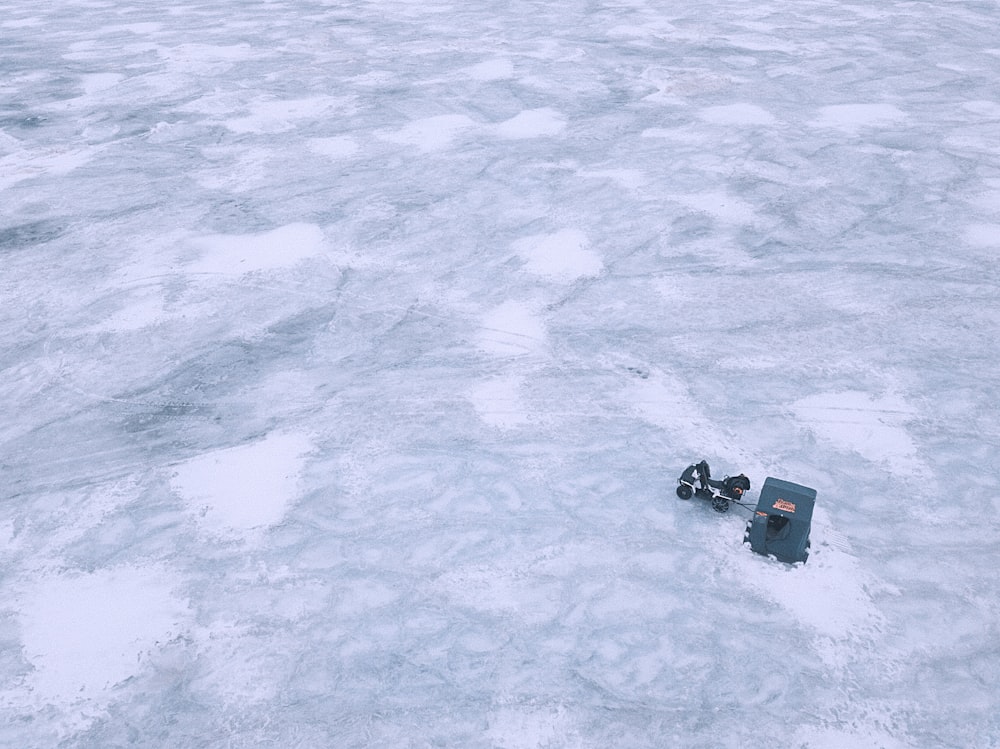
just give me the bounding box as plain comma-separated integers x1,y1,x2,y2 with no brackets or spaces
711,495,730,513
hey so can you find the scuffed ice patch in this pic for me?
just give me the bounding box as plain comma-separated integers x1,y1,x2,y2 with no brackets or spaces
625,372,737,456
810,103,907,132
477,300,547,357
307,135,359,159
9,567,188,730
490,108,566,139
158,42,256,68
577,167,649,191
468,374,529,429
730,509,887,668
487,703,581,749
375,109,566,150
667,190,762,226
466,58,515,81
171,431,313,540
791,391,928,479
0,146,103,190
963,223,1000,247
513,229,602,282
184,223,326,276
698,102,777,126
430,561,563,626
80,73,122,95
379,114,477,152
793,725,916,749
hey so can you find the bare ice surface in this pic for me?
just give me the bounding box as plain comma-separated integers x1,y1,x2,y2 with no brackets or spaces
2,0,999,747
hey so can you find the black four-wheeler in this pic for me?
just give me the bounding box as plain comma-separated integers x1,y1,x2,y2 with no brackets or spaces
676,460,751,513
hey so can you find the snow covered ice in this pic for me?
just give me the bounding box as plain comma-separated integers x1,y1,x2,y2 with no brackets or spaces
2,0,999,747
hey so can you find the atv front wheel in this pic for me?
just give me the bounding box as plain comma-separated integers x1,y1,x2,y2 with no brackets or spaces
711,495,730,513
676,484,693,500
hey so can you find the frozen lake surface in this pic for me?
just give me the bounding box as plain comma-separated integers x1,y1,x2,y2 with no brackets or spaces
2,1,999,747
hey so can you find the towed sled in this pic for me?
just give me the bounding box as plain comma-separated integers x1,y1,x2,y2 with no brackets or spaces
675,460,750,513
743,477,815,564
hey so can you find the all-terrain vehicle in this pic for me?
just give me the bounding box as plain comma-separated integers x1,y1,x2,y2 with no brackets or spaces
676,460,751,513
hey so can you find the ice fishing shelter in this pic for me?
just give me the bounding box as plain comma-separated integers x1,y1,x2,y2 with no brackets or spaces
745,477,816,564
